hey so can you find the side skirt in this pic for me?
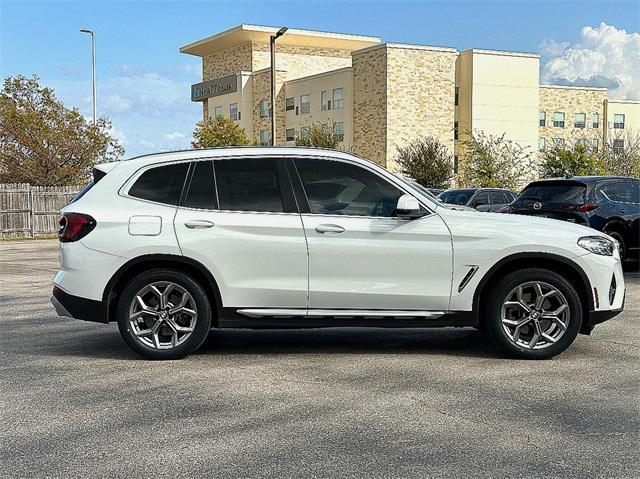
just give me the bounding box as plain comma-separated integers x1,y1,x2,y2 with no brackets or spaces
218,308,475,330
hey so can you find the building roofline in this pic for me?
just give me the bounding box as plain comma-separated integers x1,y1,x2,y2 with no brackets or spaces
541,84,608,91
606,98,640,104
461,48,540,59
353,42,458,56
180,24,381,57
285,66,353,85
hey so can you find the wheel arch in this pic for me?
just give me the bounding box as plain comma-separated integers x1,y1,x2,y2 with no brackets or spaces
473,252,594,333
103,254,223,325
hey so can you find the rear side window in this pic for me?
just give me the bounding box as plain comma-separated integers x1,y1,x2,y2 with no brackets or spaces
214,158,284,212
183,161,217,209
598,180,638,203
489,191,507,204
128,163,189,206
472,191,490,206
518,184,586,205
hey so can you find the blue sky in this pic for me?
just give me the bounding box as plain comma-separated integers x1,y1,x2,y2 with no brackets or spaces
1,0,639,157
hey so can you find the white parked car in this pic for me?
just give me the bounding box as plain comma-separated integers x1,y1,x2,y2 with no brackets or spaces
52,148,625,360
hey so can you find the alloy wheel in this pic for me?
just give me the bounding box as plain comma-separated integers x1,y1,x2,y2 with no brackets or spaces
128,281,197,350
500,281,570,350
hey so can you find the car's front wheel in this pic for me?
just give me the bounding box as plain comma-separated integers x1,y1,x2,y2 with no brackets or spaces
485,268,582,359
117,269,212,360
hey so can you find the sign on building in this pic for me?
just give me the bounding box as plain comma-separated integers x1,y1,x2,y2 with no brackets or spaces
191,74,237,101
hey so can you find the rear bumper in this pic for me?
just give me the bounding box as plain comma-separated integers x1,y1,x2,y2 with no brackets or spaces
51,286,108,324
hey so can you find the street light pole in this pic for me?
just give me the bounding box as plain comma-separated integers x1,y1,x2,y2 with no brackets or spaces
270,27,288,146
80,29,96,126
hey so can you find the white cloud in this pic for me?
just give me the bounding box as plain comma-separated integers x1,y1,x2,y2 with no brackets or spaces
164,131,186,141
541,23,640,100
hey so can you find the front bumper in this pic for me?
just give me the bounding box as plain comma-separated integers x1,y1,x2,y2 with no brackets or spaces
51,286,108,323
582,291,625,334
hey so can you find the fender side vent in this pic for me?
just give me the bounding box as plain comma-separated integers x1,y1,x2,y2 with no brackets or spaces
458,266,479,293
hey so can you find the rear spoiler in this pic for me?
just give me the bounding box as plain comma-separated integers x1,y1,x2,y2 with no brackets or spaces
93,161,121,182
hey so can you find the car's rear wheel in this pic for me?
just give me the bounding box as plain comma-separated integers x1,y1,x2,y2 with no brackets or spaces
485,268,582,359
117,269,212,360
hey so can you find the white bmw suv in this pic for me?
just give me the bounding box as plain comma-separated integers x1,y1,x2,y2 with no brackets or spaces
51,147,625,360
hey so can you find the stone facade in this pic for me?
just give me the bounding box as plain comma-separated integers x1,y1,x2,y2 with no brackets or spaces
352,46,388,166
386,45,457,170
203,43,253,79
251,43,353,78
539,86,607,150
251,68,288,144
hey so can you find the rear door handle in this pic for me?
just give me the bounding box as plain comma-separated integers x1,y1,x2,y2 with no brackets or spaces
620,208,626,215
185,220,215,229
315,224,345,234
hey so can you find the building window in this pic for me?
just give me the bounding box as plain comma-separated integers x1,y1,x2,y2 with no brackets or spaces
574,113,586,129
592,113,599,129
453,155,459,174
539,111,546,127
592,138,599,150
455,86,459,106
333,88,344,109
260,100,271,118
613,114,625,129
454,121,459,140
259,130,271,146
300,94,310,114
334,122,344,141
538,137,546,151
229,103,238,121
553,137,565,147
285,97,295,111
214,106,223,119
613,139,624,153
553,112,565,128
321,91,329,111
286,128,295,142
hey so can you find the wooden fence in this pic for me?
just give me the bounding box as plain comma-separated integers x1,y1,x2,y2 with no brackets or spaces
0,184,80,238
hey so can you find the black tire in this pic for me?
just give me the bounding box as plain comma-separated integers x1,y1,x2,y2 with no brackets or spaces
485,268,582,360
604,229,626,261
117,269,212,360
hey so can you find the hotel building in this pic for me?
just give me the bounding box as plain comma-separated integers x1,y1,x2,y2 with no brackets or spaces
180,24,639,172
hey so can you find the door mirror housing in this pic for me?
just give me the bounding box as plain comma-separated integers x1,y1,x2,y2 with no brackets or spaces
395,194,425,219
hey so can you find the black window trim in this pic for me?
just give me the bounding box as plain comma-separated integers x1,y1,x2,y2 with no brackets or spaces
180,159,218,211
286,155,435,220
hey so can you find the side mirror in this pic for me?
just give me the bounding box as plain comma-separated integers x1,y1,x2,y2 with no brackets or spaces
395,194,424,219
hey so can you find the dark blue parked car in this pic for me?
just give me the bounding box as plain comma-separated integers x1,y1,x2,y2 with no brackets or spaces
501,176,640,260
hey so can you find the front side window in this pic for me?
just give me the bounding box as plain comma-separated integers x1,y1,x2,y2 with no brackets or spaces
214,158,284,213
437,189,475,206
574,113,586,129
285,97,294,111
614,114,625,129
553,112,565,128
214,106,223,119
489,191,508,205
295,159,403,217
183,161,216,209
229,103,238,121
471,191,490,207
592,113,599,128
321,91,329,111
333,88,344,109
300,94,310,114
259,130,271,146
128,163,189,206
260,100,270,118
334,122,344,141
539,111,546,127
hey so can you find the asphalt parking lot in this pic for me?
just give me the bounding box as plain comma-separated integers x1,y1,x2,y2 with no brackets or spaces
1,240,638,479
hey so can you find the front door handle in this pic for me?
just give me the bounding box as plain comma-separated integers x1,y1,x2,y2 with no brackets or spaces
185,219,215,229
620,208,626,215
315,224,345,234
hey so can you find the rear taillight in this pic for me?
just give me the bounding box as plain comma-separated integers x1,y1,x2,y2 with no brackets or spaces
58,213,96,242
561,203,599,212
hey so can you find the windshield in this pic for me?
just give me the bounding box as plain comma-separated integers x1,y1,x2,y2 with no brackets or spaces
517,184,586,205
437,189,476,205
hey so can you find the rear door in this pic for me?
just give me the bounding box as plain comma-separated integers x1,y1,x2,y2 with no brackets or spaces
291,157,452,311
174,157,308,310
597,179,640,250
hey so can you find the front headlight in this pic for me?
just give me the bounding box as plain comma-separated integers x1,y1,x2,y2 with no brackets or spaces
578,236,615,256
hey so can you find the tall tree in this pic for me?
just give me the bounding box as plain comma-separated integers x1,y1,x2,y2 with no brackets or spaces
192,117,251,148
394,136,453,189
0,75,124,186
460,131,532,189
539,142,605,178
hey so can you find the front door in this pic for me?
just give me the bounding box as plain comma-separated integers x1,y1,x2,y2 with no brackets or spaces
291,158,453,311
174,157,308,309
